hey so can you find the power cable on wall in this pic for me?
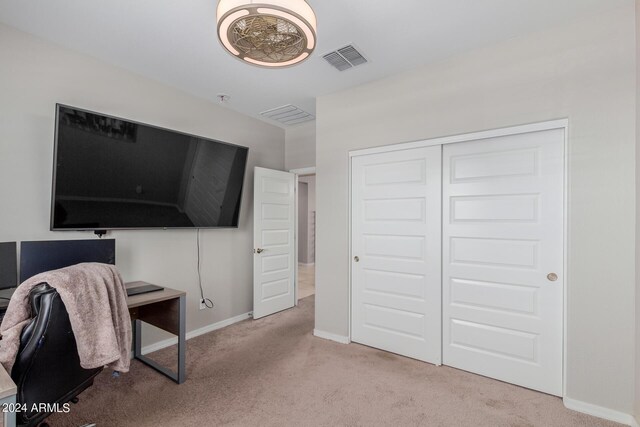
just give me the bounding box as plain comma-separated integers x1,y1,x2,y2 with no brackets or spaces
197,228,214,309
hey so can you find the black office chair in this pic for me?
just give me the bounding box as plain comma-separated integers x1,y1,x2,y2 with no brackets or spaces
11,284,102,426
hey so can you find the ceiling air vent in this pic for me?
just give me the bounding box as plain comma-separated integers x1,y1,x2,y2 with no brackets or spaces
323,45,368,71
260,104,315,126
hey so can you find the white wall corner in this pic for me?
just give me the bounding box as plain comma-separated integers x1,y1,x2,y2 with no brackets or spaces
313,329,350,344
564,397,637,426
631,415,640,427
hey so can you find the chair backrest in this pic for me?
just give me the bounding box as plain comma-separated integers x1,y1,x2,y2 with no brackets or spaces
11,284,102,426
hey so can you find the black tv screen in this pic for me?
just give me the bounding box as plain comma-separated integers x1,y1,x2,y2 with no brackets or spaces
51,105,249,230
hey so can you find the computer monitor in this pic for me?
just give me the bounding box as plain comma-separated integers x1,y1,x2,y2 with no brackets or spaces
20,239,115,283
0,242,18,290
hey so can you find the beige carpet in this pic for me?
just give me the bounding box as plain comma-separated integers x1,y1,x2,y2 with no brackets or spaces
49,296,620,427
298,263,315,300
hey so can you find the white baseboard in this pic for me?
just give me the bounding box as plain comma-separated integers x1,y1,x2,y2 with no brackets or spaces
313,329,350,344
299,262,315,266
564,397,637,426
139,311,252,355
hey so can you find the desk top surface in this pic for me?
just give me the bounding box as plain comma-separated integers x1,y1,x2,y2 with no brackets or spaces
0,282,186,400
126,281,185,309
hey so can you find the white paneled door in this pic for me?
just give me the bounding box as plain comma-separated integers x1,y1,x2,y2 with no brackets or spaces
442,129,564,396
253,167,296,319
351,146,442,364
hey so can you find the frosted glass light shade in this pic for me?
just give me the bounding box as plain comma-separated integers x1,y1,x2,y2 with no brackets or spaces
217,0,317,68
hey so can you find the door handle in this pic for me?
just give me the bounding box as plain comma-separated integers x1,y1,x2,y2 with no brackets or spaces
354,256,360,262
255,248,265,254
547,272,558,282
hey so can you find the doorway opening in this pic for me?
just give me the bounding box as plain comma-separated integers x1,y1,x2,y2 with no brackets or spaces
297,173,315,300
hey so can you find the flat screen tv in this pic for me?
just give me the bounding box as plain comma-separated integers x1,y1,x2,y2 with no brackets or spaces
51,104,249,230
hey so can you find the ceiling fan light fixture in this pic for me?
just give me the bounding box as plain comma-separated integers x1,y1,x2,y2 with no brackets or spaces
217,0,317,68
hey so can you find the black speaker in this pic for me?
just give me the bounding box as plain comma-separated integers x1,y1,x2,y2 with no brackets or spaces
0,242,18,289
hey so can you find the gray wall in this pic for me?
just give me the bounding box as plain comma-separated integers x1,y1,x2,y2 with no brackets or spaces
0,24,285,345
300,175,316,212
636,1,640,423
285,121,316,170
315,5,636,415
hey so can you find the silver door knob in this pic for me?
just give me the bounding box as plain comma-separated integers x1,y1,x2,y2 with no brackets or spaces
255,248,264,254
354,256,359,262
547,273,558,282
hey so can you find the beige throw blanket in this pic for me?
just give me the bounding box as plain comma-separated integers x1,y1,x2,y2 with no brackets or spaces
0,262,131,374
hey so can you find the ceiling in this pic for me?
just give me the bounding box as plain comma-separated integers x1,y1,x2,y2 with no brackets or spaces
0,0,629,127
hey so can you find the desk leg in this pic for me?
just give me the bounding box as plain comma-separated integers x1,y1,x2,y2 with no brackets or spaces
134,319,143,359
177,294,186,384
132,296,186,384
1,394,16,427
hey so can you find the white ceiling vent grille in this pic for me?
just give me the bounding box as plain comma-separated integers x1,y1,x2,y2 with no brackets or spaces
260,104,315,126
323,45,368,71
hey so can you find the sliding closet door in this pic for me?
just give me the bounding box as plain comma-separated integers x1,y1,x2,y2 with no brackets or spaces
351,146,442,364
442,129,564,396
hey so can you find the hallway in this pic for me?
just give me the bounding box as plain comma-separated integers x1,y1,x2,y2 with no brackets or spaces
298,263,315,300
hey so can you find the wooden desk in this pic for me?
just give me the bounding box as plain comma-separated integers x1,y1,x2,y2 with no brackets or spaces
0,364,16,427
126,282,186,384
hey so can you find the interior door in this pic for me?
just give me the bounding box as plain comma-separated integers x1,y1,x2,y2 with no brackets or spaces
442,129,564,396
253,167,296,319
351,146,442,364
